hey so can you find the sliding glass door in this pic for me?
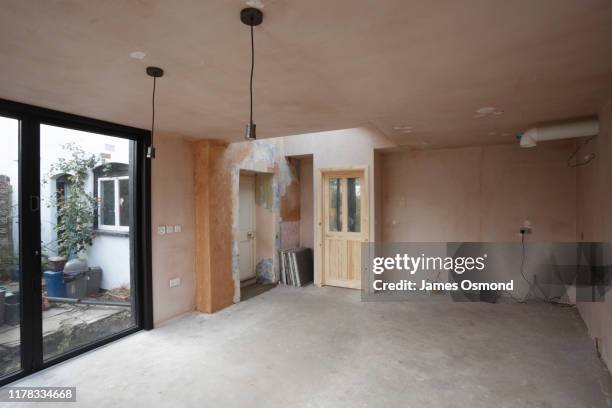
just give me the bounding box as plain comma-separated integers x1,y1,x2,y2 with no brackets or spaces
40,125,138,361
0,99,152,386
0,115,21,377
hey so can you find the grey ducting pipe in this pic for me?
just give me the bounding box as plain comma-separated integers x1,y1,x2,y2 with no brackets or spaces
520,119,599,148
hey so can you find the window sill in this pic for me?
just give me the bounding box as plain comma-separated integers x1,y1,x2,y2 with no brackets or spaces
95,229,130,237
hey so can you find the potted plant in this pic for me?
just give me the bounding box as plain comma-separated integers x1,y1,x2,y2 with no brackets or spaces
46,143,102,260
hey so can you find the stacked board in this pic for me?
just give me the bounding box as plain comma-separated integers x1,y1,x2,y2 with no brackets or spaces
280,248,313,287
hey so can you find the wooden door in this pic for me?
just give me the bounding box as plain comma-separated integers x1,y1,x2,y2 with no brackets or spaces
322,170,368,289
239,174,256,281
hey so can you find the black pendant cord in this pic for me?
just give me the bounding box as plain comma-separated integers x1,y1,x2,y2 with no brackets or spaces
151,76,157,146
240,6,262,140
249,24,254,127
145,66,163,158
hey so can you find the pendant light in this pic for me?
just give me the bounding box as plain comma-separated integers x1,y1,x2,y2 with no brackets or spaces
146,66,164,158
240,7,263,140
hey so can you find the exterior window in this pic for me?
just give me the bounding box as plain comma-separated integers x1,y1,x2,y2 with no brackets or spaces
98,176,129,231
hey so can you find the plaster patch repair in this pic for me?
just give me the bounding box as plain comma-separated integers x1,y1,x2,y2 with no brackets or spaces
255,258,274,283
230,139,292,302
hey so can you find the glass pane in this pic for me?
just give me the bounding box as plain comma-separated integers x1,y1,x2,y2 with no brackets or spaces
328,178,342,232
100,180,116,226
119,179,129,227
0,116,21,377
40,125,135,362
347,177,361,232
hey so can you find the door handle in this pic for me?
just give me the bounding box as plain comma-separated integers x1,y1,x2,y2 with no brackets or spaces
247,231,255,239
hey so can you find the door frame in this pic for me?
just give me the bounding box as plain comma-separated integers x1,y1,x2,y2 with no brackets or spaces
0,98,153,386
238,173,256,282
315,166,369,288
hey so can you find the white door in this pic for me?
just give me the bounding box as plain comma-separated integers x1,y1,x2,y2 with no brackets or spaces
239,175,256,281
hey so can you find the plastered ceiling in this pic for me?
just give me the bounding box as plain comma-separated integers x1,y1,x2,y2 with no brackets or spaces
1,0,612,147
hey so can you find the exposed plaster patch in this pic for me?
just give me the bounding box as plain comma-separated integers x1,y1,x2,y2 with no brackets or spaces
229,139,286,303
255,173,274,209
255,258,273,283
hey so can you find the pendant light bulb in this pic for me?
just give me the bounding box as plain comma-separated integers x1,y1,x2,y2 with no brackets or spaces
241,7,263,141
245,122,257,141
146,66,164,158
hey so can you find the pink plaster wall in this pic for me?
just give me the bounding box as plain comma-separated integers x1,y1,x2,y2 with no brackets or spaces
381,141,577,242
152,133,196,325
299,158,314,248
576,99,612,369
282,127,395,284
255,203,275,263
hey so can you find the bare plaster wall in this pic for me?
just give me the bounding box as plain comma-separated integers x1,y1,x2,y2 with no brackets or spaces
191,127,394,311
283,126,395,285
255,204,275,262
193,139,283,311
152,133,196,325
299,158,314,249
577,98,612,369
381,141,577,242
279,158,301,250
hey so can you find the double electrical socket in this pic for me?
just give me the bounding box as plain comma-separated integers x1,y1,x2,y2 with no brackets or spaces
169,277,181,288
157,225,182,235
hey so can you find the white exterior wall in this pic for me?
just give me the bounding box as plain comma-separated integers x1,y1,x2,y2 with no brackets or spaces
0,119,132,290
40,125,131,290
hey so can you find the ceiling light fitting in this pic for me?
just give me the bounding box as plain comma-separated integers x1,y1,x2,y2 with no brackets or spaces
146,66,164,158
393,125,413,131
473,107,504,119
241,7,263,141
130,51,147,60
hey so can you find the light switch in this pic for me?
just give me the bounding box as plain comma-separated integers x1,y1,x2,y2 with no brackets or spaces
169,277,181,288
157,225,166,235
166,225,174,234
174,225,182,233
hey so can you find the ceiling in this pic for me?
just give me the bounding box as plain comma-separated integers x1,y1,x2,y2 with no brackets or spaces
1,0,612,147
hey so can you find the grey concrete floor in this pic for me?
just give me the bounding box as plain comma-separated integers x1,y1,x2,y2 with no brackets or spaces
3,285,612,407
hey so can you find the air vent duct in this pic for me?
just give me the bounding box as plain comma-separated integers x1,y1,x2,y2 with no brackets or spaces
519,119,599,148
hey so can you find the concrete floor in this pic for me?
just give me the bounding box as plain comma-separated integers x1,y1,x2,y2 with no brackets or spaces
240,282,275,301
3,285,612,407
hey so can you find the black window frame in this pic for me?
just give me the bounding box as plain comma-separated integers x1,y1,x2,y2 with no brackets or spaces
0,98,153,387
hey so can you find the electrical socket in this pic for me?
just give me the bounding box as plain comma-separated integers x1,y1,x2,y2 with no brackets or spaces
157,225,166,235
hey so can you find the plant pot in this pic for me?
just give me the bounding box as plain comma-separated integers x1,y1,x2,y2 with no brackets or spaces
5,292,19,326
48,256,67,272
0,289,5,325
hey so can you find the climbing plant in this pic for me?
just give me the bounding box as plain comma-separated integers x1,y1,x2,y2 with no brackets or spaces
46,143,102,258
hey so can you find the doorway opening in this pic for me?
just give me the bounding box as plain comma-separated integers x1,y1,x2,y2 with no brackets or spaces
278,156,314,287
237,170,275,301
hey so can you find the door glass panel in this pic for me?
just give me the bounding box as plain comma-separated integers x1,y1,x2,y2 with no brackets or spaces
40,125,135,361
347,177,361,233
0,116,21,376
328,178,342,232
